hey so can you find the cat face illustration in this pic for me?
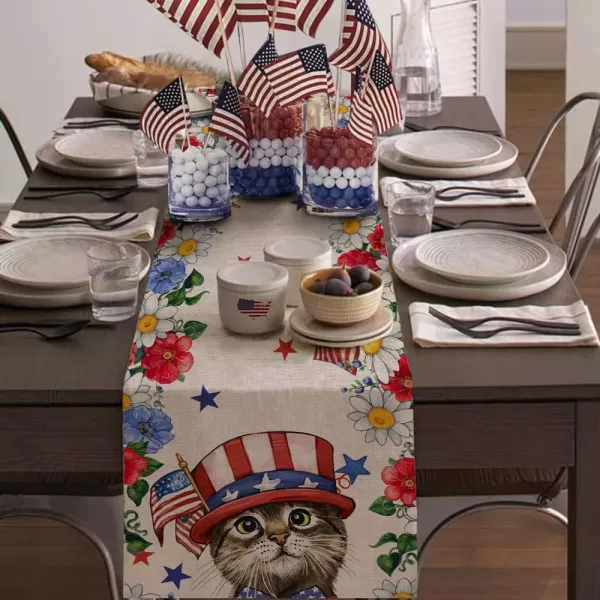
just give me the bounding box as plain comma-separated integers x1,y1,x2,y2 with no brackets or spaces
209,501,347,597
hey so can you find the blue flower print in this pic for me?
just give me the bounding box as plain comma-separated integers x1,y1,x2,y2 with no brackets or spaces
148,258,186,294
123,406,175,454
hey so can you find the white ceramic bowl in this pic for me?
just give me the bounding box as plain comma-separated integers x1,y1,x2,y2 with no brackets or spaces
300,267,383,326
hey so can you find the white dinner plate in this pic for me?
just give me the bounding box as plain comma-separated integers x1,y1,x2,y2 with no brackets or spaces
0,236,149,290
289,306,393,343
0,248,151,308
414,229,550,285
394,130,503,167
290,322,394,349
54,130,135,168
392,233,566,302
379,135,519,179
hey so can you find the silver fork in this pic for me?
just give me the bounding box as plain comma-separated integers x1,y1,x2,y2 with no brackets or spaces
428,306,580,331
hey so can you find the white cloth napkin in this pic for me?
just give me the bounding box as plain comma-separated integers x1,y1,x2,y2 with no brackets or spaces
380,177,536,208
409,300,600,348
54,117,138,136
0,208,159,243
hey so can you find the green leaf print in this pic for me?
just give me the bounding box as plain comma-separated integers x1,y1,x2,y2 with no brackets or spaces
370,532,398,548
127,479,149,507
183,320,208,340
166,286,188,307
377,552,401,576
125,532,152,555
127,442,148,456
397,533,418,556
185,291,209,305
184,269,204,289
140,457,164,478
134,347,146,364
369,496,397,517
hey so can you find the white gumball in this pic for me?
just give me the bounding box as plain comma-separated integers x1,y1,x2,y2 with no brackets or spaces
286,145,298,157
185,195,200,207
217,173,227,184
181,148,196,161
360,175,372,188
283,137,294,148
173,178,183,192
206,186,219,199
249,139,260,149
199,196,212,207
311,174,324,186
193,183,206,197
276,147,286,156
355,166,367,179
204,175,217,187
336,177,349,190
184,161,197,175
366,166,374,176
181,185,194,198
349,177,361,189
170,148,184,163
207,151,222,166
329,166,342,179
236,159,247,169
265,148,275,158
259,138,271,149
282,156,293,167
317,166,330,178
218,184,229,197
271,138,283,150
182,174,194,186
253,148,265,160
173,163,185,176
229,157,238,168
249,157,260,168
342,167,355,179
174,192,185,205
194,170,206,183
195,157,209,171
323,176,335,189
209,164,222,177
270,155,282,167
259,157,271,169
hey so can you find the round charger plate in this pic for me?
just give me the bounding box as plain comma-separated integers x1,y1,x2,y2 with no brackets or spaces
54,130,135,168
36,141,136,179
391,233,566,302
289,306,393,343
414,229,550,285
290,321,394,349
0,236,150,290
0,248,151,308
378,135,519,179
394,130,502,167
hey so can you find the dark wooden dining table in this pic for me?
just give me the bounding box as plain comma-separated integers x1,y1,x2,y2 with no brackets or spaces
1,96,599,600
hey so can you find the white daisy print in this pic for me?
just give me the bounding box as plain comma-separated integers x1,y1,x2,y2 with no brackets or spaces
373,578,417,599
159,224,211,264
329,216,378,249
122,372,152,411
376,255,393,284
347,387,413,446
404,505,417,534
362,322,404,383
123,584,161,599
135,295,177,348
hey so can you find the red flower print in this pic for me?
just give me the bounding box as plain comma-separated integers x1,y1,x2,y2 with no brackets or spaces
382,354,413,402
157,221,176,250
338,249,379,271
128,344,136,367
123,447,147,486
381,457,416,506
367,224,387,255
142,333,194,384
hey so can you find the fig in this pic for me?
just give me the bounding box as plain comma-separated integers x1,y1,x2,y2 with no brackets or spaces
348,265,370,287
328,266,352,287
355,282,374,295
312,279,326,294
325,278,352,296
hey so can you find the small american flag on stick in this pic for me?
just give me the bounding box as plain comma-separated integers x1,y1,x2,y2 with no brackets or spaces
235,0,268,22
329,0,390,72
208,82,251,163
266,0,297,30
146,0,238,59
297,0,334,37
237,34,280,117
237,298,272,318
362,50,402,135
264,44,335,106
348,84,374,145
140,77,192,154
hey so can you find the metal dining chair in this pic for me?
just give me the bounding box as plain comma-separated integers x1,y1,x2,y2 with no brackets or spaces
418,91,600,557
1,108,32,178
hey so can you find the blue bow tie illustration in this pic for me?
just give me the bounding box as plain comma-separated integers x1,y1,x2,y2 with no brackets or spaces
237,586,327,598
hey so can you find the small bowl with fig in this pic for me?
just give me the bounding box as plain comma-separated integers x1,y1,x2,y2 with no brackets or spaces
300,265,383,326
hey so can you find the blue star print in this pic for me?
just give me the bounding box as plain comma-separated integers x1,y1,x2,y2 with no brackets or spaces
191,386,220,411
162,563,191,589
336,454,370,484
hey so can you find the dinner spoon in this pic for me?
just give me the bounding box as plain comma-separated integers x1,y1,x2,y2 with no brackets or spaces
0,320,90,340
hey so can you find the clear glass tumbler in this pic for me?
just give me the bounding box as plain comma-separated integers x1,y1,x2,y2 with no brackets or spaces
386,181,435,247
87,242,143,322
132,130,169,188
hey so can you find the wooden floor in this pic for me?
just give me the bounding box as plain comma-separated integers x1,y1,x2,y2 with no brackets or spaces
1,72,592,598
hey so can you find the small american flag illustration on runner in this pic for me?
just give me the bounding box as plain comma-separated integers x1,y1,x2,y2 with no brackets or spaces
237,298,272,318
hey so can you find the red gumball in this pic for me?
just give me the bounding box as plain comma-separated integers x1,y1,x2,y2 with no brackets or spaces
337,137,349,149
321,137,334,150
350,157,362,169
361,156,373,168
345,148,356,160
284,117,294,128
272,118,283,130
324,156,336,169
337,157,349,169
278,128,290,139
356,146,367,157
316,148,328,161
267,129,279,140
310,158,321,170
329,146,341,158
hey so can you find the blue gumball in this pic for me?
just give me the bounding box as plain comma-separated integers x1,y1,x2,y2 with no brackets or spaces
330,188,342,200
335,198,348,209
343,187,354,201
349,198,360,209
356,188,367,199
248,168,259,180
249,187,260,196
233,185,243,195
316,186,329,198
360,195,373,208
264,188,276,197
272,167,283,177
241,177,252,188
285,185,296,194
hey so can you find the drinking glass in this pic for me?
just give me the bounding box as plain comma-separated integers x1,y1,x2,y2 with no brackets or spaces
133,130,169,188
87,242,143,322
386,181,435,247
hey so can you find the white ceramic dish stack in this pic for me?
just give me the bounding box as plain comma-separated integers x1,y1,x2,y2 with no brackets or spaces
54,130,135,168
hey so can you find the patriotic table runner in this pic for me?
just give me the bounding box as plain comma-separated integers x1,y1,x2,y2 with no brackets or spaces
123,199,417,599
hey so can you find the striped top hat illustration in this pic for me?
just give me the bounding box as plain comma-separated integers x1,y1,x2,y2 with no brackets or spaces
189,431,356,543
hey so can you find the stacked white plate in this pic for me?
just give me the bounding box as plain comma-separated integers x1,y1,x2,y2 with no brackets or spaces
379,130,519,179
0,236,151,308
392,229,567,302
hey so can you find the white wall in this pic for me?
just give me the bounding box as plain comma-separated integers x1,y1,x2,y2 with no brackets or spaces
506,0,566,26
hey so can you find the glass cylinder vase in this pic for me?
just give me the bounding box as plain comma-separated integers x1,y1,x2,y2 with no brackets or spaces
168,136,231,223
303,126,378,214
229,99,304,199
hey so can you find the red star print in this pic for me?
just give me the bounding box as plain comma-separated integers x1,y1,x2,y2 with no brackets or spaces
274,338,297,360
133,551,154,565
238,256,251,261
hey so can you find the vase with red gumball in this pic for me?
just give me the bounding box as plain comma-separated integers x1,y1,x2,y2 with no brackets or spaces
229,99,304,199
303,126,377,215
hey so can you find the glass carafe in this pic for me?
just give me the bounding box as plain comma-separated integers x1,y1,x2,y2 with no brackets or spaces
392,0,442,117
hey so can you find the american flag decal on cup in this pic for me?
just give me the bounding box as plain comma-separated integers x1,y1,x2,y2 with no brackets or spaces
237,298,272,319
